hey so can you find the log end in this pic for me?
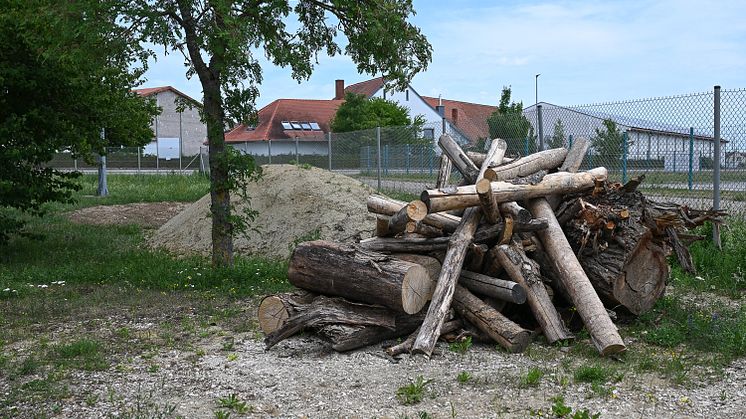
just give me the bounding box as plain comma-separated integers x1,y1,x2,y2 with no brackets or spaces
599,342,627,356
512,284,528,305
257,295,290,334
483,167,497,182
401,265,435,314
505,330,532,353
406,200,428,221
476,178,492,194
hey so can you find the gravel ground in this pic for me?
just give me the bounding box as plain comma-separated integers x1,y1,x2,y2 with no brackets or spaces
3,295,744,419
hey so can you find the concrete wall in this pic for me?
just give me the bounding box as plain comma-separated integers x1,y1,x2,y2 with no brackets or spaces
151,89,207,156
231,140,328,157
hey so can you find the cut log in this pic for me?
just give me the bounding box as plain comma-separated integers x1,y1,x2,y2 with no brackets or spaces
288,240,434,314
483,148,568,181
499,201,532,223
473,218,548,244
438,134,480,183
405,221,444,238
367,194,460,233
458,270,526,304
358,236,450,253
464,244,488,272
257,291,318,334
495,243,572,344
547,136,591,209
321,312,426,352
452,285,531,353
477,138,508,180
375,215,392,237
421,167,608,213
385,319,462,357
264,296,395,350
477,178,501,224
436,155,453,189
527,198,626,355
666,226,695,274
467,151,515,167
392,254,442,282
384,201,428,236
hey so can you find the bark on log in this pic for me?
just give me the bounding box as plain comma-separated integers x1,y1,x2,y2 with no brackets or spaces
467,151,515,168
495,244,572,343
499,201,532,223
288,240,434,314
436,155,453,189
548,137,591,209
438,134,480,183
422,168,608,213
483,148,568,181
385,319,462,357
358,236,450,253
458,270,526,304
321,312,425,352
257,291,318,334
465,244,488,272
264,296,396,350
527,198,626,355
473,218,548,244
477,178,501,224
376,215,392,237
367,194,461,233
452,285,531,353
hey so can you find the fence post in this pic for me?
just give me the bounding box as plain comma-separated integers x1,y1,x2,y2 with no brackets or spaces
688,127,694,190
295,136,299,163
96,129,108,196
524,137,529,156
568,134,573,150
268,139,272,164
713,85,722,247
622,131,628,183
537,104,544,151
74,158,78,171
376,126,382,191
327,132,332,171
179,111,183,172
137,147,141,173
405,143,410,174
384,144,389,175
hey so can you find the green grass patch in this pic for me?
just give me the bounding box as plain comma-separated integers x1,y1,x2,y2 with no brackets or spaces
521,367,544,387
670,220,746,297
70,173,209,208
396,376,431,405
573,364,612,384
53,339,108,371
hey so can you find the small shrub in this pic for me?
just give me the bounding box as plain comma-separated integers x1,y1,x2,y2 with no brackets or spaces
449,336,472,354
456,371,472,384
522,367,544,387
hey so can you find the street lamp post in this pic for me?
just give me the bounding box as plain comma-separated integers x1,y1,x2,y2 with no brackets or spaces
535,73,540,105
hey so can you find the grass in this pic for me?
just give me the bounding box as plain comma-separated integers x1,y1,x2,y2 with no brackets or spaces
448,336,472,354
71,173,210,208
521,367,544,387
396,376,431,405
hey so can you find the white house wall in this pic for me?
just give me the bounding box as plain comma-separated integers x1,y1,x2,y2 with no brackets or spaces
231,140,328,157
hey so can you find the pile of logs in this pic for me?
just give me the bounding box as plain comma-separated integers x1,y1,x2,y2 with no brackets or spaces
259,134,725,357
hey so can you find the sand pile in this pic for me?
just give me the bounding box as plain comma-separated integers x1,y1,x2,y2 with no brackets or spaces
149,165,377,259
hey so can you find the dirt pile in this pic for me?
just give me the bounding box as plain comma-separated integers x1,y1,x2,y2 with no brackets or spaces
149,164,377,259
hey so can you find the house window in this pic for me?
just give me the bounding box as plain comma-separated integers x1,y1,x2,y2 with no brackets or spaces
423,128,435,140
281,121,292,130
309,122,321,130
300,122,312,130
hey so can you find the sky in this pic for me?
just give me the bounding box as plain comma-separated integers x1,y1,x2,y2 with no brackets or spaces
142,0,746,110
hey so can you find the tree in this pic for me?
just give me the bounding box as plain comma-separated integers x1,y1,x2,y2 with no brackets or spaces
549,119,566,149
0,0,158,244
593,119,629,167
124,1,432,267
486,87,534,156
331,93,413,132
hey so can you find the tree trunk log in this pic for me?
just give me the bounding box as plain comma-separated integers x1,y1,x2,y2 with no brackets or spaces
452,285,531,353
367,194,461,233
483,148,568,181
257,291,318,334
358,236,450,253
288,240,434,314
264,296,395,350
459,270,526,304
438,134,480,183
385,319,463,357
477,178,501,224
422,168,608,213
321,312,426,352
436,155,453,188
499,201,532,223
473,218,548,244
495,244,572,343
527,198,626,355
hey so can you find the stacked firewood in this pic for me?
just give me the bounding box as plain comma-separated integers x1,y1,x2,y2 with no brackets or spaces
258,135,725,357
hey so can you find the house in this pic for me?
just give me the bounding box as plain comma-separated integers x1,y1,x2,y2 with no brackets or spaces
224,99,343,156
523,102,726,171
134,86,206,157
335,78,496,146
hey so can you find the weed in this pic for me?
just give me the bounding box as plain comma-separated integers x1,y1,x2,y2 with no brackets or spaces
396,376,432,405
550,396,600,419
214,410,231,419
84,393,99,407
289,228,321,252
521,367,544,387
573,364,610,384
456,371,472,384
449,336,472,354
147,364,160,374
217,393,249,413
53,338,108,371
226,353,238,362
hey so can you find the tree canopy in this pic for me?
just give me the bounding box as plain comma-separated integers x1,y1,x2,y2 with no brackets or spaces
331,92,417,132
593,119,629,165
486,86,535,155
549,119,566,149
0,0,158,244
123,0,432,266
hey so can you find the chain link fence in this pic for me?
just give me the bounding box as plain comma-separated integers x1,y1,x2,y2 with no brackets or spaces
45,87,746,215
48,146,206,173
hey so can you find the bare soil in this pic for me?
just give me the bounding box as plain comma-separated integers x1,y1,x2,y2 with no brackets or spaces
68,202,190,229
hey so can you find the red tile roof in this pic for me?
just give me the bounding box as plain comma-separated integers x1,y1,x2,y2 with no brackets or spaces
343,77,385,98
133,86,201,106
423,96,496,141
225,99,343,142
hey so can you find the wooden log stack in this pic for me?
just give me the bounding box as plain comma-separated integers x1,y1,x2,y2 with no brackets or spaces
259,134,725,357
